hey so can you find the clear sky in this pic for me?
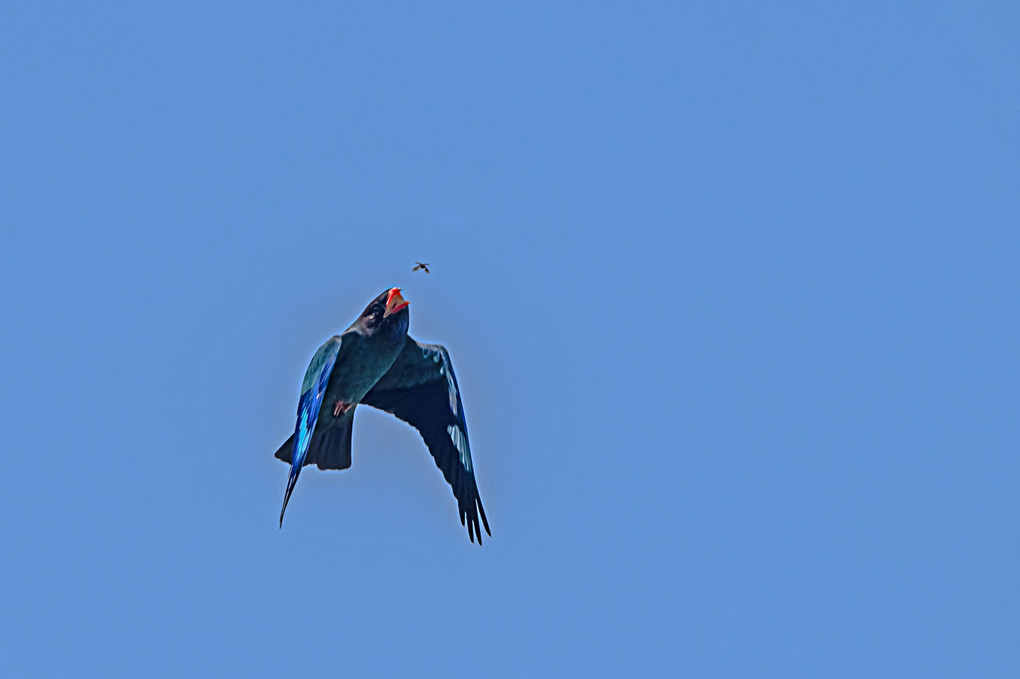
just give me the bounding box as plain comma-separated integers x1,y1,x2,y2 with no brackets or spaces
1,2,1018,677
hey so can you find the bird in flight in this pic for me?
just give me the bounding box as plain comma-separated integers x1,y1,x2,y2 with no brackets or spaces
274,287,491,544
412,262,430,274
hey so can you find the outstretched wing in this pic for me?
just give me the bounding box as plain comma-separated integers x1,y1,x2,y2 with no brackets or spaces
279,335,344,526
362,337,491,544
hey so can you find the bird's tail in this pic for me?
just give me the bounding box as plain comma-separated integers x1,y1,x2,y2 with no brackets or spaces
279,466,301,528
273,413,354,471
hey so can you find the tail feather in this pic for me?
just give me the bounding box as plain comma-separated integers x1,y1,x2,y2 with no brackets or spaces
275,416,355,470
274,435,295,463
312,411,355,470
274,412,356,528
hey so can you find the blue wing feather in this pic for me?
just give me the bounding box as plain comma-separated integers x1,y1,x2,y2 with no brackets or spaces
279,336,343,526
361,338,490,544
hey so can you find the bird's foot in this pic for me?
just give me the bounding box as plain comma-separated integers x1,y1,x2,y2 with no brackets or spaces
333,400,353,417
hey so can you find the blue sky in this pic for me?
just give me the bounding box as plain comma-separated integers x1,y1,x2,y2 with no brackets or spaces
2,2,1018,677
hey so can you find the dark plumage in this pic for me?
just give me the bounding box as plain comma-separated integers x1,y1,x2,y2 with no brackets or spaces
275,287,491,544
412,262,430,273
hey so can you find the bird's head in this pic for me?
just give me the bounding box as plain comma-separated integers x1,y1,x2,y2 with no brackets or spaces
356,287,410,337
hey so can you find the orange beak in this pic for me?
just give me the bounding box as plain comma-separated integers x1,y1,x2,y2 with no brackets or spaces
383,287,409,316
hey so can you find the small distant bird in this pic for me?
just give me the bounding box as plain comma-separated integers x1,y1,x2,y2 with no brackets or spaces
274,287,491,544
412,262,430,274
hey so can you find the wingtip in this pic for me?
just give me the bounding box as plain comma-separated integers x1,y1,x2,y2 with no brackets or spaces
477,499,491,537
279,474,297,529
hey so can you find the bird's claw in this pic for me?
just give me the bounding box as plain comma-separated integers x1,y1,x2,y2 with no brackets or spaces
333,400,352,417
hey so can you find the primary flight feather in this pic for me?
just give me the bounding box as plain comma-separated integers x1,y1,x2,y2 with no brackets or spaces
275,287,491,544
